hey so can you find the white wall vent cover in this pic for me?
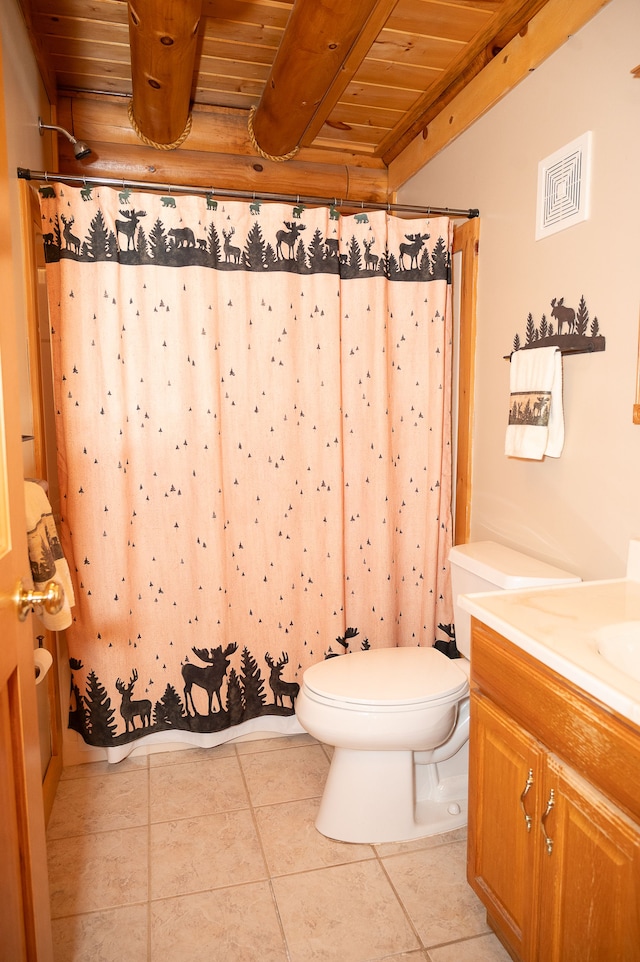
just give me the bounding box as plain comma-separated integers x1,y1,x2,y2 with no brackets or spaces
536,132,592,240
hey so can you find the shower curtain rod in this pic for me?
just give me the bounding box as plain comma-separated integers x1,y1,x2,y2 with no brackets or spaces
17,167,479,220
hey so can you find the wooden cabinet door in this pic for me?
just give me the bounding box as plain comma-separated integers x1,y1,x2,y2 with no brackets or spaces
0,30,53,962
467,691,546,962
537,757,640,962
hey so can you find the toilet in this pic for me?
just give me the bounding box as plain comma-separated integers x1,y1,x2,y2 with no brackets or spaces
296,540,580,844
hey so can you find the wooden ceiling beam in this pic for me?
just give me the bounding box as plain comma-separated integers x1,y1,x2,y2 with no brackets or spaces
250,0,398,160
127,0,202,148
56,95,386,170
53,137,390,204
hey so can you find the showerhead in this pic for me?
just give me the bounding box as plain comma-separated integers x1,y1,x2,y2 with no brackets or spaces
72,139,92,160
38,117,92,160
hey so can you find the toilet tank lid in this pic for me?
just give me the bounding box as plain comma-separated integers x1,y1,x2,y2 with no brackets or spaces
449,541,581,590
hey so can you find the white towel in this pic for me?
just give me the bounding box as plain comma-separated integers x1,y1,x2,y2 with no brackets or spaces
505,347,564,460
24,480,75,630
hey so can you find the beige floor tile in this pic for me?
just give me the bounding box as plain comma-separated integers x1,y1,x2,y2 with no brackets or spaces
60,755,148,780
255,796,375,875
272,860,421,962
382,841,489,947
234,732,317,754
150,881,289,962
52,903,148,962
374,827,467,859
150,808,267,899
149,753,248,821
48,826,148,917
373,954,429,962
426,933,513,962
47,769,149,839
240,743,330,806
149,742,237,767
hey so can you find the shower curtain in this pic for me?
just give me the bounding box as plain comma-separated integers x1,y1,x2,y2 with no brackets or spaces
40,184,454,760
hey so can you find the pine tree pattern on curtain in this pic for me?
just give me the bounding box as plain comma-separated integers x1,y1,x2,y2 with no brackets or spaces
40,185,454,758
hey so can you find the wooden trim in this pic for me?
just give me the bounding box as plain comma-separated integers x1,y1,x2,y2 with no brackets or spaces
19,183,47,481
12,0,58,105
379,0,552,164
452,217,479,546
635,308,640,424
18,181,64,824
388,0,612,191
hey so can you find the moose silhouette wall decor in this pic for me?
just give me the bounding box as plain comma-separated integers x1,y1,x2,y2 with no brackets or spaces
508,294,605,358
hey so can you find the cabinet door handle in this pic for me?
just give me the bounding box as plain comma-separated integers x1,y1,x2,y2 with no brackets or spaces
540,788,555,855
520,768,534,831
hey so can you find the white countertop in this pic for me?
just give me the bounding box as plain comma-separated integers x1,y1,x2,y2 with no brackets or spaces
459,578,640,728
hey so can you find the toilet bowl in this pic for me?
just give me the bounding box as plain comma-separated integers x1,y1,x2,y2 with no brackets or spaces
296,647,470,843
296,540,580,844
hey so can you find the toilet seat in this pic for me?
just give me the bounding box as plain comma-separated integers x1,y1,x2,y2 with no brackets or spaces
302,647,468,712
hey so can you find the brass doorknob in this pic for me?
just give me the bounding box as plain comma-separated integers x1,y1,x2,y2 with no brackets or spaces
16,580,64,622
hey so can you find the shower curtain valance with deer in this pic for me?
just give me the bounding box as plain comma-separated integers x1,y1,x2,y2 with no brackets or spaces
41,185,454,761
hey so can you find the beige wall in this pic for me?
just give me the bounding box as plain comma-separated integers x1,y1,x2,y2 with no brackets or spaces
401,0,640,581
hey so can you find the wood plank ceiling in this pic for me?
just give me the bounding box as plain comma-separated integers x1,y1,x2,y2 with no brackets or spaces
17,0,607,202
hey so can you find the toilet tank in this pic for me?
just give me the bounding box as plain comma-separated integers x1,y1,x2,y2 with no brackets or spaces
449,541,580,659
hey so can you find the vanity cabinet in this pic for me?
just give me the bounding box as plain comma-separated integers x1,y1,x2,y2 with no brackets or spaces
468,621,640,962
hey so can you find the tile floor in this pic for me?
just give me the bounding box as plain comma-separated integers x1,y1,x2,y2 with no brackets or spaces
47,733,513,962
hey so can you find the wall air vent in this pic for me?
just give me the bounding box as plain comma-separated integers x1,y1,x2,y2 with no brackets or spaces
536,132,592,240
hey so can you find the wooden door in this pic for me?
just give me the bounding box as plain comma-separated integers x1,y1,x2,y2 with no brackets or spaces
537,757,640,962
0,36,53,962
467,691,545,962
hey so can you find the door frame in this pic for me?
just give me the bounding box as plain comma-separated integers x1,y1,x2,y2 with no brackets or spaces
20,180,64,821
452,216,479,545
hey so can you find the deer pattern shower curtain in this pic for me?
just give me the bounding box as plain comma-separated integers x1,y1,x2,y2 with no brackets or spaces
40,184,454,760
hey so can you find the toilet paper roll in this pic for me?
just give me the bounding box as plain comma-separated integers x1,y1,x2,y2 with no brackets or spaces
34,647,53,685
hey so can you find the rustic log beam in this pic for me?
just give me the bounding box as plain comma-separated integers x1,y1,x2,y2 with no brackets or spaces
55,89,391,203
127,0,202,148
250,0,397,160
54,138,390,205
56,96,386,172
